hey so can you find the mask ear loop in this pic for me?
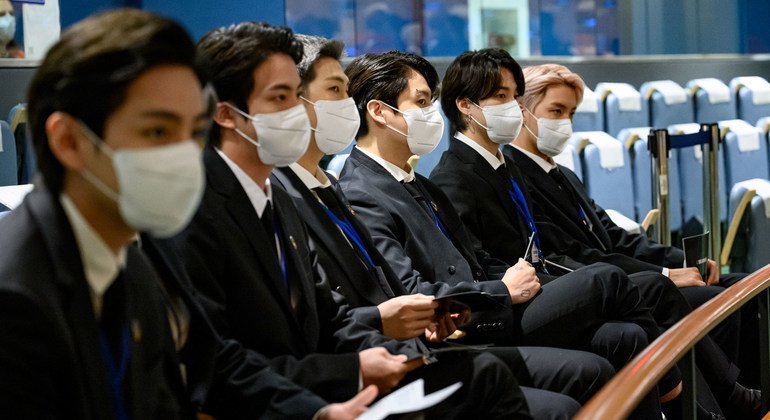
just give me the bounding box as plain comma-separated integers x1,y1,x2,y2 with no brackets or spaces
223,103,264,148
376,100,409,138
75,120,121,202
299,96,320,133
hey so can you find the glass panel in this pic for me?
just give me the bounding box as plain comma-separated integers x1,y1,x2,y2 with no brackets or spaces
285,0,357,56
422,0,468,57
354,0,421,55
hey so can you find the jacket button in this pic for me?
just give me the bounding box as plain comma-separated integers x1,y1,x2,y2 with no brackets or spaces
447,265,456,275
474,270,482,278
335,286,343,293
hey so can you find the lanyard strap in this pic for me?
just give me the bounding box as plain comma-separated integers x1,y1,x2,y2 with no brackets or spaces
321,205,376,269
99,325,131,420
421,197,451,239
273,217,289,289
508,179,543,260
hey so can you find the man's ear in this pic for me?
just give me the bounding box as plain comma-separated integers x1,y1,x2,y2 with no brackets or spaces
456,97,472,117
213,102,239,130
366,99,388,126
46,112,91,171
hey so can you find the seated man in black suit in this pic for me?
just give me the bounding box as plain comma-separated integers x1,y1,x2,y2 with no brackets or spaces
271,33,621,417
431,50,757,418
168,21,531,419
337,50,684,419
0,9,377,420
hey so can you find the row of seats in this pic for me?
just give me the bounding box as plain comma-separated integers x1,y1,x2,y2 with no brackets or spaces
576,76,770,137
0,103,35,187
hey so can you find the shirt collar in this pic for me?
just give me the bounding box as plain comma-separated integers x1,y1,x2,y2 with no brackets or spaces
513,144,556,173
217,148,272,217
356,146,415,183
288,162,331,191
454,132,505,170
60,193,127,313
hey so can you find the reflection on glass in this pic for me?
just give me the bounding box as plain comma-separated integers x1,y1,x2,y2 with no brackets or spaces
0,0,23,58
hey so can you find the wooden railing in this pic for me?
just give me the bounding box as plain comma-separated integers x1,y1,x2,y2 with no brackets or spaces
575,264,770,419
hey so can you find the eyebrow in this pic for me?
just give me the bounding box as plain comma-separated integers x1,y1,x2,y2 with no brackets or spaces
414,88,431,97
140,110,210,122
325,75,348,84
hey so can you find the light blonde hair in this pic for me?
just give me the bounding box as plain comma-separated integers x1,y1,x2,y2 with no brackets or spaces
519,64,585,113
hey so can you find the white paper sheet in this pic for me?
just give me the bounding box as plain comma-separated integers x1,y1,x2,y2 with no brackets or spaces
0,184,33,210
357,379,462,420
22,0,61,60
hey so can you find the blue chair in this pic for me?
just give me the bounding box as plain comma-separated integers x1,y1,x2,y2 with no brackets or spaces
0,121,18,186
617,127,682,231
325,153,350,179
730,77,770,126
595,83,649,139
686,78,736,123
570,131,636,219
572,86,604,132
640,80,694,128
723,179,770,272
669,123,728,230
415,102,451,177
551,144,583,181
719,119,770,187
8,104,35,184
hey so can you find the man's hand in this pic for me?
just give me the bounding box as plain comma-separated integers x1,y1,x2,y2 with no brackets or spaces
377,294,438,340
359,347,422,394
668,267,706,288
425,306,470,342
501,258,540,304
318,385,378,420
705,259,720,286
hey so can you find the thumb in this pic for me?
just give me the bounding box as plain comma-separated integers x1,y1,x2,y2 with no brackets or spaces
348,384,378,407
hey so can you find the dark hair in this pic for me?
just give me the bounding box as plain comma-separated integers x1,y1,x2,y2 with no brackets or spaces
27,8,198,193
294,34,344,91
440,48,525,136
346,50,439,139
196,22,303,147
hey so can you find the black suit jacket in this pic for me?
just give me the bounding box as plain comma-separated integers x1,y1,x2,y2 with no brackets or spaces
141,236,329,419
503,145,684,273
0,184,187,419
338,148,515,342
271,167,408,328
170,146,416,402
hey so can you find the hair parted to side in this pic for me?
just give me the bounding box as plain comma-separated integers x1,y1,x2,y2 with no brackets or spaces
27,8,198,193
196,22,303,147
345,50,439,139
520,64,585,114
440,48,524,136
294,34,345,91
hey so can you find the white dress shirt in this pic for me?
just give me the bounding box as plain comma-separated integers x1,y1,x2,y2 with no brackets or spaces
455,132,506,170
356,146,416,183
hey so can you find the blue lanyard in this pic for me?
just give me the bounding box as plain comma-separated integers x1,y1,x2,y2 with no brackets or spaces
423,198,450,239
507,179,543,260
578,205,592,231
99,325,131,420
321,205,376,269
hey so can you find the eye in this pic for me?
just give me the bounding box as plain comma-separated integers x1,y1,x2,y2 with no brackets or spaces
329,86,340,93
497,93,507,100
143,126,170,141
552,109,563,116
275,94,287,102
417,98,427,106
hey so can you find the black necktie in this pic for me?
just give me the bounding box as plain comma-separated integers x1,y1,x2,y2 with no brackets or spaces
100,271,127,360
261,201,278,256
315,187,346,220
495,164,511,182
549,167,580,207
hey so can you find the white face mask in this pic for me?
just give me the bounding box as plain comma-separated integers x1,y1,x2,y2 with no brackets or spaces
381,101,445,156
470,100,523,144
0,14,15,44
78,123,205,238
524,111,573,157
227,103,311,167
301,96,360,155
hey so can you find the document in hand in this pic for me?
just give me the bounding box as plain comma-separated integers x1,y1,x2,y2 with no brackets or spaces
357,378,462,420
682,231,710,280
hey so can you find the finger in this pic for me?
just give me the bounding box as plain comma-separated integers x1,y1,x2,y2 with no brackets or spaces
346,385,378,408
403,357,424,371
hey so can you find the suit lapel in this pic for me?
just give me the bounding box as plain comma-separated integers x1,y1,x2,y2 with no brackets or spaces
273,169,391,304
26,186,114,417
562,168,614,249
204,148,296,318
508,146,578,221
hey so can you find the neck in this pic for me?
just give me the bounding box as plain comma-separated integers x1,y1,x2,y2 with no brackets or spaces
358,131,412,172
297,137,324,176
220,131,272,190
460,126,500,158
64,175,135,255
512,129,552,163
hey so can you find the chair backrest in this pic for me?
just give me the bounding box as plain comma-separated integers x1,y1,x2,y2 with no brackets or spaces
415,101,451,177
595,82,649,138
669,123,728,228
640,80,694,128
730,76,770,126
727,179,770,272
8,103,34,184
618,127,683,230
325,153,350,179
570,131,636,219
572,86,604,132
552,143,583,181
686,78,736,123
719,119,770,187
0,121,18,187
